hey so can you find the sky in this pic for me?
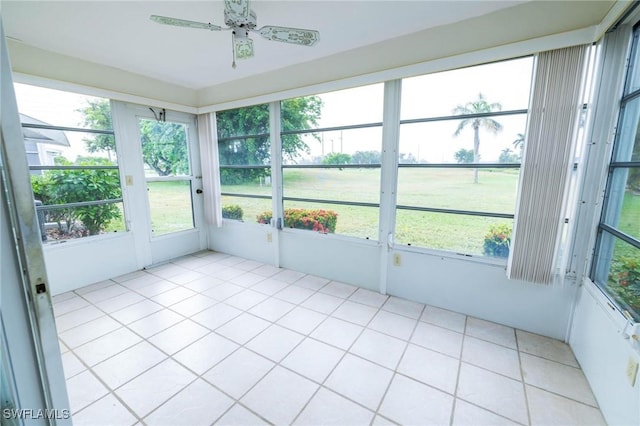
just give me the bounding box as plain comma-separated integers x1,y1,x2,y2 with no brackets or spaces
14,55,535,164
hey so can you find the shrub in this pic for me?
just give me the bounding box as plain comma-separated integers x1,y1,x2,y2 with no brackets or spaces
483,224,511,258
257,208,338,233
609,256,640,313
222,205,244,220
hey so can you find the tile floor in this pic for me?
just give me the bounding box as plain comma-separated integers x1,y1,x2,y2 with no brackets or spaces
53,251,607,426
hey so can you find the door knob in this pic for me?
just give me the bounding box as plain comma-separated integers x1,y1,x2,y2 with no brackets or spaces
196,189,203,194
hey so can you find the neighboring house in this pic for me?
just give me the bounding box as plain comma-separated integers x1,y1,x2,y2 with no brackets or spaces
20,113,69,173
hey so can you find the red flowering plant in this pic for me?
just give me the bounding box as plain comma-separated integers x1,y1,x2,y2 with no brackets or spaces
609,256,640,313
482,224,512,258
256,209,337,233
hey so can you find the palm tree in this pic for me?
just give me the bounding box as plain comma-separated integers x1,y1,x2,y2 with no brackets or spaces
453,93,503,183
512,132,525,152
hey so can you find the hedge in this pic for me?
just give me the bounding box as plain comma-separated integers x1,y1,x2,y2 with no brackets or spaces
257,208,338,233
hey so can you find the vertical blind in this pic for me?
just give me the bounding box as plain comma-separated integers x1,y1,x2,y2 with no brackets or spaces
508,44,589,284
197,113,223,227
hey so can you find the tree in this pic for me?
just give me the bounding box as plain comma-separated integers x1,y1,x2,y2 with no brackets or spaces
351,150,381,164
322,152,351,165
216,96,323,184
79,99,115,161
454,148,474,164
453,93,503,183
512,132,525,151
499,148,520,163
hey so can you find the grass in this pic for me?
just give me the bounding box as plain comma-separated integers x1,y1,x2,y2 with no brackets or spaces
147,180,194,235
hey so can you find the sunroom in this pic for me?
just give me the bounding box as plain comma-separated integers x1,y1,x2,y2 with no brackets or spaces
1,1,639,425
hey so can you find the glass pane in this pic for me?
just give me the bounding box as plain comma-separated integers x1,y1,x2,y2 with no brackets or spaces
37,202,125,242
625,31,640,94
221,169,272,195
399,114,527,164
222,196,272,224
397,168,518,214
594,233,640,321
139,119,190,177
613,97,640,162
602,168,640,241
285,127,383,165
283,168,380,204
283,200,378,239
15,83,113,131
216,103,269,139
147,180,194,235
395,210,513,257
401,57,533,120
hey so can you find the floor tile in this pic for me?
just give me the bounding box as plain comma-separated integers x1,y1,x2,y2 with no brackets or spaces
59,315,121,348
224,289,269,311
397,343,459,394
319,281,358,299
111,270,147,283
246,324,304,362
53,291,77,304
310,317,363,350
203,347,274,399
191,302,242,330
216,313,271,344
457,363,528,424
195,261,230,276
71,393,137,426
248,297,296,322
234,259,265,272
452,399,520,426
114,358,196,418
94,291,145,314
517,330,578,367
294,387,374,425
271,268,306,284
147,319,209,355
117,273,163,290
252,264,281,277
277,306,327,335
150,286,197,307
128,309,184,338
109,299,164,325
381,296,425,319
249,278,291,296
293,274,330,290
466,317,517,349
371,415,397,425
133,280,178,298
348,288,389,307
74,327,141,366
241,366,318,425
92,341,167,390
229,272,266,288
81,283,130,304
216,267,246,281
55,305,105,333
421,305,467,333
282,337,345,383
332,300,378,326
379,374,453,425
325,354,393,410
144,379,233,426
74,280,116,297
520,352,597,406
168,294,217,317
411,321,464,358
173,332,238,375
273,285,315,304
300,292,344,314
181,276,224,293
350,329,407,369
462,335,521,380
526,384,606,425
166,269,206,285
146,263,189,280
61,352,86,379
217,255,246,267
215,404,268,425
53,295,91,316
368,309,417,340
202,282,245,301
66,370,109,413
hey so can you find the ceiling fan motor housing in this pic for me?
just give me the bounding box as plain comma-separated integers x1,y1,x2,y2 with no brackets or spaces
224,8,257,29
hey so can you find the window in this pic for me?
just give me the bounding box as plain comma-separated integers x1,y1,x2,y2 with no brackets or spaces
592,28,640,321
217,103,272,223
280,84,384,239
395,58,533,256
15,83,125,242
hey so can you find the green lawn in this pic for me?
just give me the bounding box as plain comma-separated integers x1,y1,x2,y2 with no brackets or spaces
147,180,194,235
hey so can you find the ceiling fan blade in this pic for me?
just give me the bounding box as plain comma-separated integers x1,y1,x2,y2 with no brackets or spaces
224,0,250,19
258,26,320,47
150,15,221,31
234,37,254,60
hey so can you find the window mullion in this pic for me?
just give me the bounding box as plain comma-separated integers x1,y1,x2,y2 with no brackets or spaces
270,101,283,267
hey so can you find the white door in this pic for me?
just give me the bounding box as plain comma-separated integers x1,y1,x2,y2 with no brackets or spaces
116,104,206,266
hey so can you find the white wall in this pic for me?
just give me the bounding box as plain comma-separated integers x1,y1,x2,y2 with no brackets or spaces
570,279,640,426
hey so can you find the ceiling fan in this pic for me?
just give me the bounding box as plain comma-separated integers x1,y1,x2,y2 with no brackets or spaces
150,0,320,68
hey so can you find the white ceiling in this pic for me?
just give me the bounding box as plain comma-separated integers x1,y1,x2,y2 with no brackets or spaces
2,0,531,90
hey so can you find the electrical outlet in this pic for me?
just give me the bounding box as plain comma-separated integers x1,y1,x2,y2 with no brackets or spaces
393,253,401,266
266,232,272,243
627,357,639,386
